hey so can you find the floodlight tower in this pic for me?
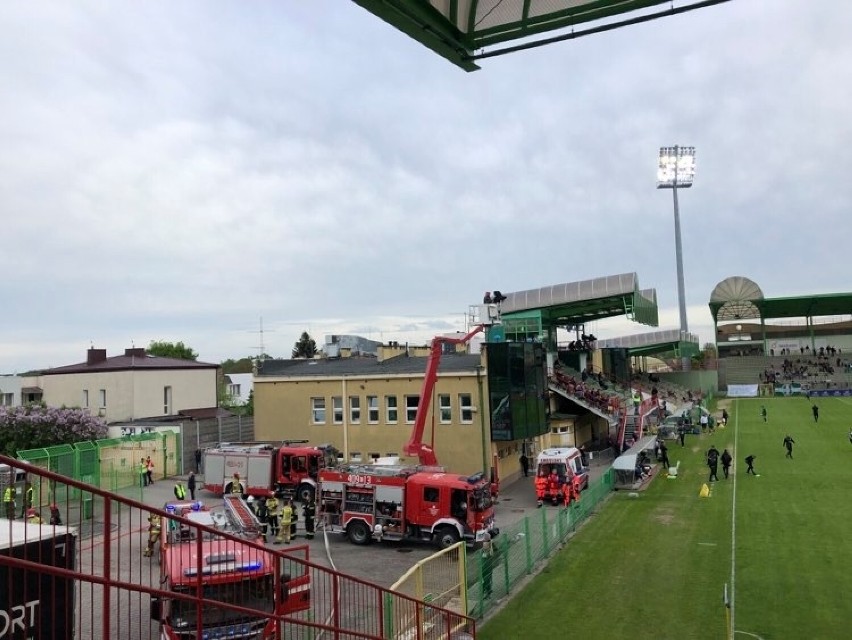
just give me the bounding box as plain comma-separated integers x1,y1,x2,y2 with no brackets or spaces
657,146,696,370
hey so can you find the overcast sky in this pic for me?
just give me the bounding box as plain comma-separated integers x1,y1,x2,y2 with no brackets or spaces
1,1,850,373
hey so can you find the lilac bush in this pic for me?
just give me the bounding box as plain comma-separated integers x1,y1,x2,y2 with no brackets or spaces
0,404,108,456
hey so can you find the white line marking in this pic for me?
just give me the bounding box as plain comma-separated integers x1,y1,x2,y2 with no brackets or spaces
697,542,717,546
734,631,766,639
731,399,739,635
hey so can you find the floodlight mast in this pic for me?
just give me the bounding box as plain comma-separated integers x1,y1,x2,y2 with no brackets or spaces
657,145,696,369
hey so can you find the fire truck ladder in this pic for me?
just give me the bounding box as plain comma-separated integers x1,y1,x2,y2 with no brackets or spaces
223,494,262,538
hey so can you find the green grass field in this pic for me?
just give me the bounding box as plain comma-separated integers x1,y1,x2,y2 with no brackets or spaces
479,396,852,640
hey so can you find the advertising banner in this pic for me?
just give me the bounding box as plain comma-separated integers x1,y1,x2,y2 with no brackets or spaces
727,384,759,398
811,389,852,398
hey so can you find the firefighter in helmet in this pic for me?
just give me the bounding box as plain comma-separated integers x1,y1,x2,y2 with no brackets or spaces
265,493,280,542
225,473,244,496
143,513,162,557
534,469,548,508
302,499,316,540
276,499,294,545
26,508,43,524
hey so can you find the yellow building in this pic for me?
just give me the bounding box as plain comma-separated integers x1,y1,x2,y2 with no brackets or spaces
253,346,498,478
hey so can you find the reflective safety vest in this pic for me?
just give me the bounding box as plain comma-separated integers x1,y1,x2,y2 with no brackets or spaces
3,487,14,503
281,504,293,525
174,483,186,500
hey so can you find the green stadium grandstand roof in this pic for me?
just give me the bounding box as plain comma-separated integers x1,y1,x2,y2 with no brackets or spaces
709,276,852,323
500,272,659,327
353,0,733,71
596,328,700,357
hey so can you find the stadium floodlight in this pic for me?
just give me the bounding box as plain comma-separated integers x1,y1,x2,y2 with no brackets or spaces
656,145,696,370
657,146,696,188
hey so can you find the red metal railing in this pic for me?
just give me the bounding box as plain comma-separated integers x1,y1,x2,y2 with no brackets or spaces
0,455,475,640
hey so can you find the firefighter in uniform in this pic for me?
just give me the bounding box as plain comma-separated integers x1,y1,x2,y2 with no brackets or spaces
225,473,244,496
3,484,16,520
277,499,293,544
49,504,62,526
20,481,34,519
303,500,316,540
535,470,548,508
143,514,162,557
255,497,269,541
26,508,43,524
265,494,280,542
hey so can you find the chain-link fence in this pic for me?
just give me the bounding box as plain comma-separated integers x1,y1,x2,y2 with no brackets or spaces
468,469,614,619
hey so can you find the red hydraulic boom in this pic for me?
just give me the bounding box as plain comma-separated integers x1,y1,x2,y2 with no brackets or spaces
404,324,486,466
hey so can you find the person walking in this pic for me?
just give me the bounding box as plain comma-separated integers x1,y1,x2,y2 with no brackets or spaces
659,440,671,471
255,497,269,542
173,481,187,501
760,406,768,423
811,404,819,423
745,454,758,476
678,424,686,447
3,484,16,520
707,445,720,482
140,458,148,487
187,471,197,500
146,456,155,485
20,480,33,519
721,449,732,479
783,435,795,459
519,453,530,478
194,448,203,473
721,408,729,426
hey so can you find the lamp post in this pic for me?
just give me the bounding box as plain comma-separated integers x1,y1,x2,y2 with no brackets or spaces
657,145,696,370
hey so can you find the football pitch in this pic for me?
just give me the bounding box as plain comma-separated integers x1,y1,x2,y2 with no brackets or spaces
479,396,852,640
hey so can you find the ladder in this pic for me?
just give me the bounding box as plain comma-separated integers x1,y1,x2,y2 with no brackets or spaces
223,494,262,538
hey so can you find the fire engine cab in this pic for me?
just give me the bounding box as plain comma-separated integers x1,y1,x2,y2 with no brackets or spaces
318,463,498,549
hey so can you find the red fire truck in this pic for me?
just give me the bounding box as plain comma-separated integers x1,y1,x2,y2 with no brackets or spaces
203,441,340,503
151,494,311,639
318,463,497,549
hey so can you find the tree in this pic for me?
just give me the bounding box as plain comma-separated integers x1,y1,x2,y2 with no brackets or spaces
0,404,108,457
221,357,255,374
292,332,318,359
148,340,198,361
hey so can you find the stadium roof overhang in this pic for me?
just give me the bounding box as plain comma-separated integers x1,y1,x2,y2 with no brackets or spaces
500,272,659,327
597,328,700,358
353,0,733,71
709,280,852,324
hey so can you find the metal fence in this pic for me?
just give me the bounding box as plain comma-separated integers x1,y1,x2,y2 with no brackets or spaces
0,454,476,640
15,431,182,512
468,469,615,619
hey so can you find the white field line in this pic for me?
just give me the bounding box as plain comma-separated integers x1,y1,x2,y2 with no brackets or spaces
730,399,739,636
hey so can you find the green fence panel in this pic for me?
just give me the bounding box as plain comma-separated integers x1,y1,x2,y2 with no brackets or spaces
74,441,99,488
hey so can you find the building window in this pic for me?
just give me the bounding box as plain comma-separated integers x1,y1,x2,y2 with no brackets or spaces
227,383,241,401
438,394,451,424
332,396,343,424
405,395,420,423
459,393,473,423
369,452,381,461
311,398,326,424
386,395,398,424
163,386,172,414
82,390,89,409
367,396,379,423
98,389,107,408
349,396,361,424
350,451,362,462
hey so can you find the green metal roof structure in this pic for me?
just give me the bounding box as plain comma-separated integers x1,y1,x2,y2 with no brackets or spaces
708,276,852,323
493,272,658,343
353,0,733,71
596,328,700,358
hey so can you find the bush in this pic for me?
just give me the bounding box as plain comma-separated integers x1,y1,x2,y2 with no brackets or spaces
0,404,108,456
